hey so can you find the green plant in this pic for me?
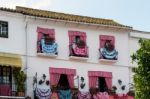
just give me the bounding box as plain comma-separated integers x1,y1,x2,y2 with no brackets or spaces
131,39,150,99
110,86,117,95
13,67,26,92
118,79,122,85
127,90,135,97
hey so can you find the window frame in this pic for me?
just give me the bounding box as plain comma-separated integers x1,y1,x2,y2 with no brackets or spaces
0,20,8,38
0,66,12,84
99,35,115,48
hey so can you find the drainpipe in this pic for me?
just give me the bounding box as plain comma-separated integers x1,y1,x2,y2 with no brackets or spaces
25,16,28,97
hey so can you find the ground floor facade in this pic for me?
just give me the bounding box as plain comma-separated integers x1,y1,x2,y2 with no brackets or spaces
0,52,133,99
26,56,131,98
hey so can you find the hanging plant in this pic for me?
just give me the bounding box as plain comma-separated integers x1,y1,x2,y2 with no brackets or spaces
112,86,117,92
121,85,126,91
46,80,50,86
80,83,85,89
118,79,122,85
80,76,85,89
42,74,46,81
39,79,44,85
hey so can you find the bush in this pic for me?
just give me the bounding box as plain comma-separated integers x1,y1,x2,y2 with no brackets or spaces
131,39,150,99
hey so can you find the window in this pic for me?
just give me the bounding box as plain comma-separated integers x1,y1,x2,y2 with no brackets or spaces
0,21,8,38
58,74,70,90
68,31,88,57
99,35,115,48
68,31,86,45
37,27,58,55
75,36,81,44
0,66,12,84
99,35,118,60
98,77,108,92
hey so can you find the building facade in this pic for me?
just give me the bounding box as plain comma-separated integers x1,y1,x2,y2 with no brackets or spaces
0,6,149,98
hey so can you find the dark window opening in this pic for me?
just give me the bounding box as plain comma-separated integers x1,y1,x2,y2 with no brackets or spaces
58,74,70,90
98,77,108,92
104,40,114,51
75,36,80,44
0,66,12,96
0,21,8,38
0,66,12,84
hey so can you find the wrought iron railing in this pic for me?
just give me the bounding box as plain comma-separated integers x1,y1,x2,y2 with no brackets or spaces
69,44,89,58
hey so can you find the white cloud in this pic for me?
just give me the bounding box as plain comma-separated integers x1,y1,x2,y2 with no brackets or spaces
0,0,150,31
0,0,52,10
0,0,26,8
26,0,52,10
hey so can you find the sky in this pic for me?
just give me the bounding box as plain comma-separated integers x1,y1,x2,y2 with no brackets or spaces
0,0,150,31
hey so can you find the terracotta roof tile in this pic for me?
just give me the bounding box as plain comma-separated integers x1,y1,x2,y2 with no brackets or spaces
0,6,132,29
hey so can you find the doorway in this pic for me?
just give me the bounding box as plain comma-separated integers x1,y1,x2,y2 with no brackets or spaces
58,74,70,90
98,77,108,92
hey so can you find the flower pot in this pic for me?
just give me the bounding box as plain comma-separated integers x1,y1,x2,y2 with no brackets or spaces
17,92,25,97
109,95,114,99
128,96,134,99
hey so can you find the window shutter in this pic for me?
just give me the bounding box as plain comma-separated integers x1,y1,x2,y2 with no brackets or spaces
68,31,75,44
37,27,55,52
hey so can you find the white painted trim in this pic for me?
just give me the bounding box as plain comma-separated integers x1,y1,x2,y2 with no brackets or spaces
99,59,117,63
130,32,150,39
0,96,25,99
69,56,88,61
37,53,58,58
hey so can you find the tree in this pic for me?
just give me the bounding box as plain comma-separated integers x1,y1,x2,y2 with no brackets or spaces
131,39,150,99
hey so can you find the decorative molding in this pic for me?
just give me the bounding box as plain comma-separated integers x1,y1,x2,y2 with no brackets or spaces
69,56,88,61
99,59,117,63
37,53,58,58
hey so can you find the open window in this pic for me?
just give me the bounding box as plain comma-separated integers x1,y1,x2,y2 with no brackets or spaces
50,67,76,89
37,27,58,56
58,74,70,90
68,31,88,58
88,71,112,92
99,35,118,60
98,77,108,92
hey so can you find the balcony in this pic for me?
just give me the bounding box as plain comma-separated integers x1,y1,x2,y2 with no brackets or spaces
0,83,25,98
37,40,58,57
99,48,118,63
69,44,88,60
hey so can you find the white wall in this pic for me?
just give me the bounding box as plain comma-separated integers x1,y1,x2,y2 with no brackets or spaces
128,31,150,84
25,18,131,97
26,18,130,66
0,11,141,98
0,11,26,55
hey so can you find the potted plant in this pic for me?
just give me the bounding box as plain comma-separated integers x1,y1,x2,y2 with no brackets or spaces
108,86,117,99
13,67,27,96
127,85,135,98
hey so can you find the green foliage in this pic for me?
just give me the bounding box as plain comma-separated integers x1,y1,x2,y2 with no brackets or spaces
131,39,150,99
13,67,27,92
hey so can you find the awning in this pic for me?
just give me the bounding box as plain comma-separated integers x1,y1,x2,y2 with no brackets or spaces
0,52,22,67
